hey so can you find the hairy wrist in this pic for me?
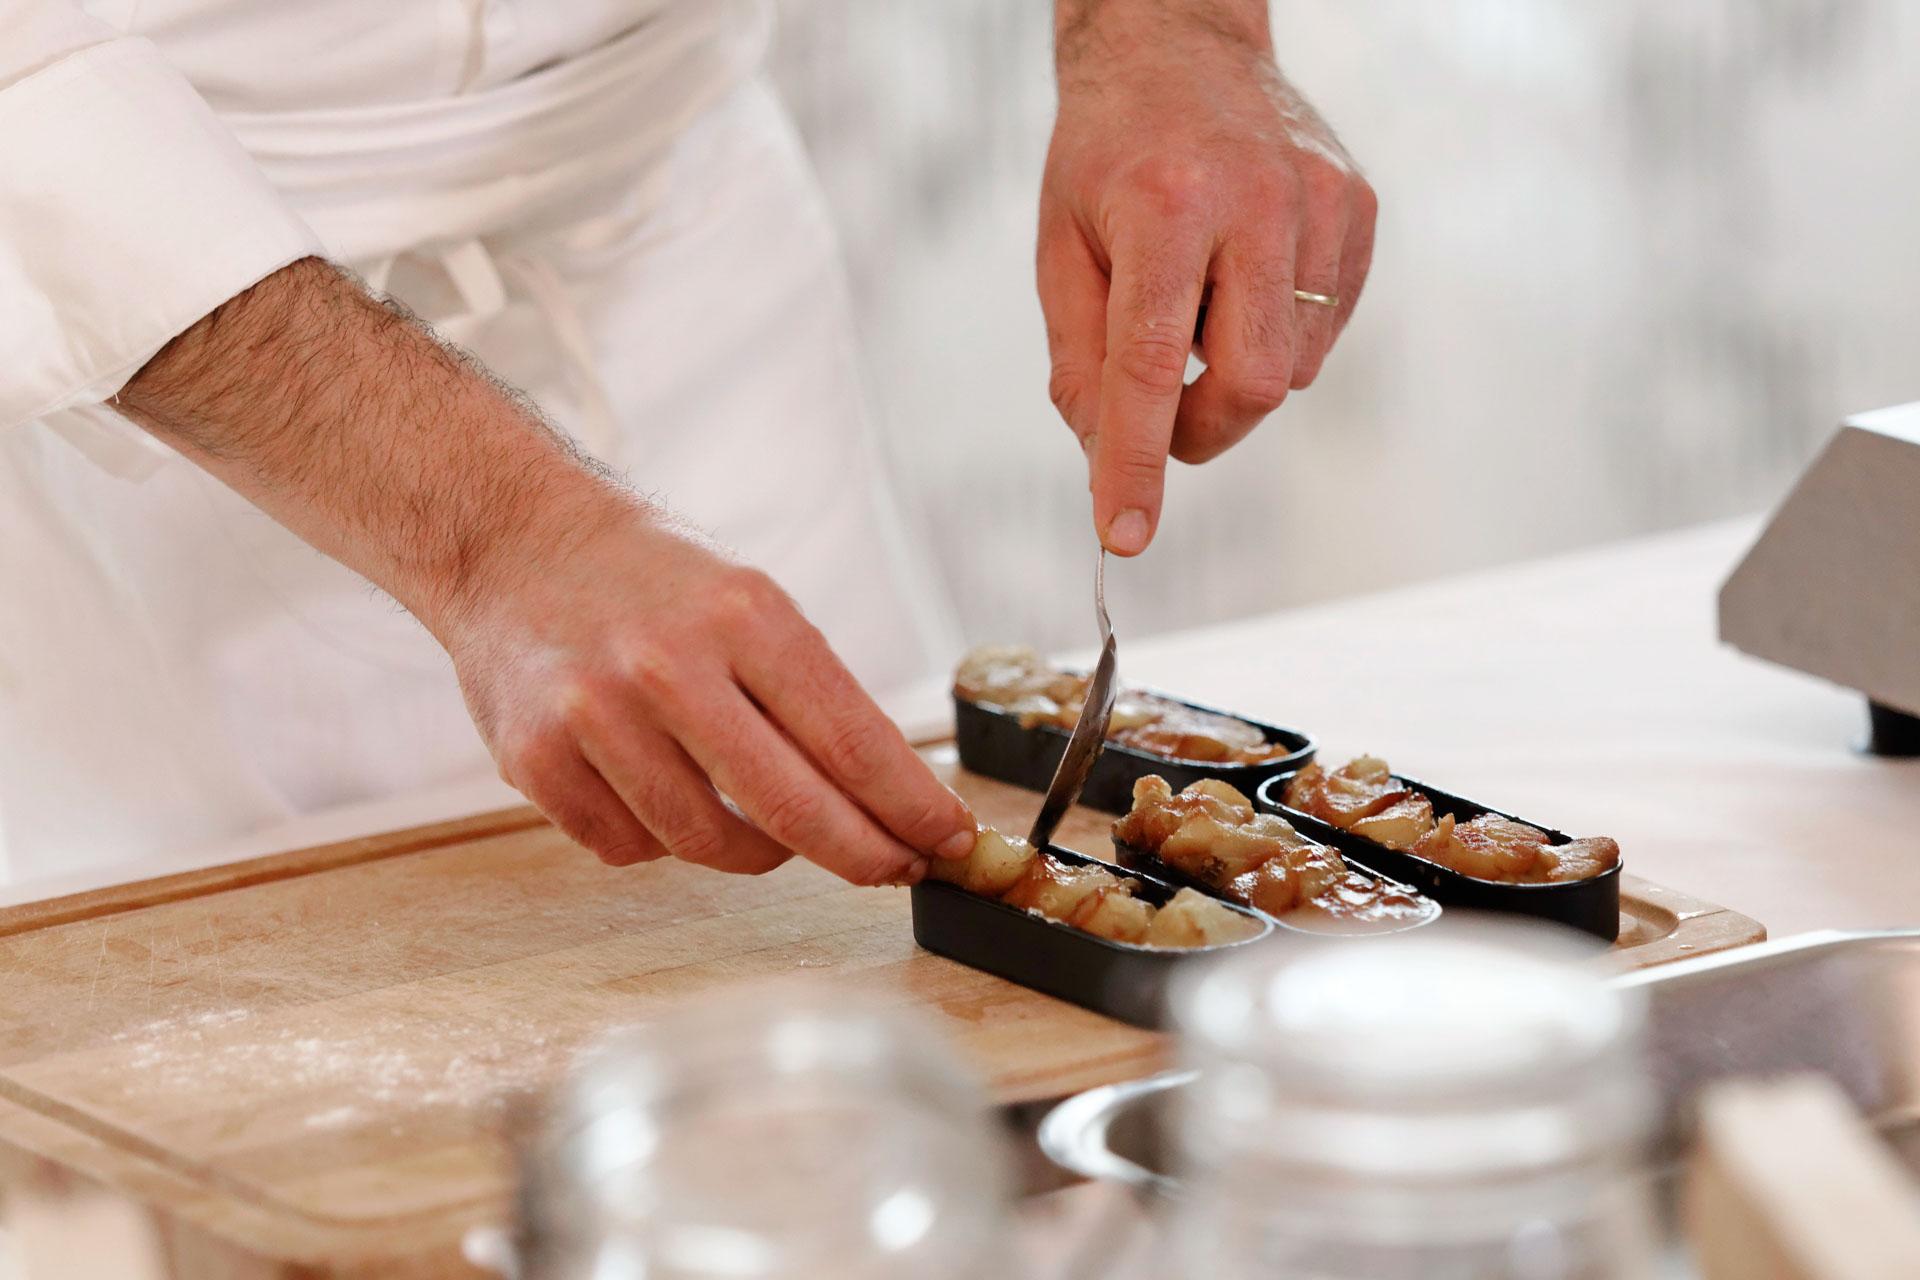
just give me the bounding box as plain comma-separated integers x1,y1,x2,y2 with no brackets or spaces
1055,0,1273,75
118,256,634,641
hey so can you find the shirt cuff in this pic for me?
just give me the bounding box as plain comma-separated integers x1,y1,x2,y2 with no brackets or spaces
0,36,322,431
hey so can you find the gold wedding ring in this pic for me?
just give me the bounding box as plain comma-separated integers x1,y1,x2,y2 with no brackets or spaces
1293,289,1340,308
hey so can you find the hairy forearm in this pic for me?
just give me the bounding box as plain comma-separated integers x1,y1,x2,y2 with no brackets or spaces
116,257,626,638
1054,0,1272,69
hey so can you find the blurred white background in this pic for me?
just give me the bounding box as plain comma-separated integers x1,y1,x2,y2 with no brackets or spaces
770,0,1920,654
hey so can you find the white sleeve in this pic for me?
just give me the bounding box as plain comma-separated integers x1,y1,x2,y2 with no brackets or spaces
0,3,323,431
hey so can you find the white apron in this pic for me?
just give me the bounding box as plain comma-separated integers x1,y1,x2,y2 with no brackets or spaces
0,4,954,886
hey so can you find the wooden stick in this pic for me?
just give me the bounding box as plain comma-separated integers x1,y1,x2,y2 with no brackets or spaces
1687,1075,1920,1280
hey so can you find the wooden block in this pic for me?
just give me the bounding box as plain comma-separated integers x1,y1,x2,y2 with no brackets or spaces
1686,1074,1920,1280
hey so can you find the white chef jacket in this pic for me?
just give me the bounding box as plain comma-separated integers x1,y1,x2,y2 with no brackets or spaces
3,0,769,461
0,2,955,885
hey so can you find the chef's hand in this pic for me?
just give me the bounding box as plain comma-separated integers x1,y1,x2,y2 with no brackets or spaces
117,257,974,886
1041,0,1376,555
439,497,979,884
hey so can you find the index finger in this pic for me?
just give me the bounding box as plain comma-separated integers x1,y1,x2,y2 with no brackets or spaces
733,613,976,861
675,683,933,887
1092,224,1212,556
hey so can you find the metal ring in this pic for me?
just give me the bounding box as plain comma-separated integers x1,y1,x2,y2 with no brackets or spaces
1293,289,1340,308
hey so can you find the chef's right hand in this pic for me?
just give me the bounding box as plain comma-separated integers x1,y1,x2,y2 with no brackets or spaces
436,494,977,885
116,258,966,886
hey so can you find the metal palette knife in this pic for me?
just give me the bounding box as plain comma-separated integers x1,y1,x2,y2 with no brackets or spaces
1028,548,1118,849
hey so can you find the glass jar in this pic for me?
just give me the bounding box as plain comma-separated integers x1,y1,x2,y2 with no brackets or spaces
1165,924,1657,1280
515,983,1015,1280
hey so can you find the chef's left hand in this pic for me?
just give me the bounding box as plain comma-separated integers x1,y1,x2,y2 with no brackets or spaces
1040,0,1377,556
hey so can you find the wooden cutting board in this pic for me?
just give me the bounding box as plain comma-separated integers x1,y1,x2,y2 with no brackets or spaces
0,745,1763,1278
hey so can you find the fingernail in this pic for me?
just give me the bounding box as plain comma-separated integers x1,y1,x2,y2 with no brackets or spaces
935,829,976,861
1105,508,1150,556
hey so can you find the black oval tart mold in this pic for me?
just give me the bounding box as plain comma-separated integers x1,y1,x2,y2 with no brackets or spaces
1108,837,1442,938
953,690,1314,815
909,846,1273,1028
1252,772,1622,942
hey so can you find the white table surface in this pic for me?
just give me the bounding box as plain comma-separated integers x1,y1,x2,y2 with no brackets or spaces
11,517,1916,941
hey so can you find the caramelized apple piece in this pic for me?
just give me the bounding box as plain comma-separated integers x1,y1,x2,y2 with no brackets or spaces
1002,856,1122,920
953,645,1050,704
1280,762,1328,815
926,826,1038,897
1119,775,1341,908
1041,671,1088,705
1156,815,1249,886
1142,888,1262,948
1283,757,1414,829
1105,695,1161,733
1472,813,1550,842
1114,700,1274,763
1543,835,1621,882
1467,815,1558,881
1007,694,1065,728
1125,726,1233,762
1349,795,1437,850
1187,778,1257,820
1345,754,1392,782
1112,775,1254,852
1135,775,1176,806
1112,776,1179,849
1069,886,1155,944
1410,814,1546,881
1230,858,1300,916
1161,812,1313,887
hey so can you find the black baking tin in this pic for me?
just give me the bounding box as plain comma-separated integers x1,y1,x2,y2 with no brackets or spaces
1252,772,1622,942
909,846,1273,1028
953,691,1315,815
